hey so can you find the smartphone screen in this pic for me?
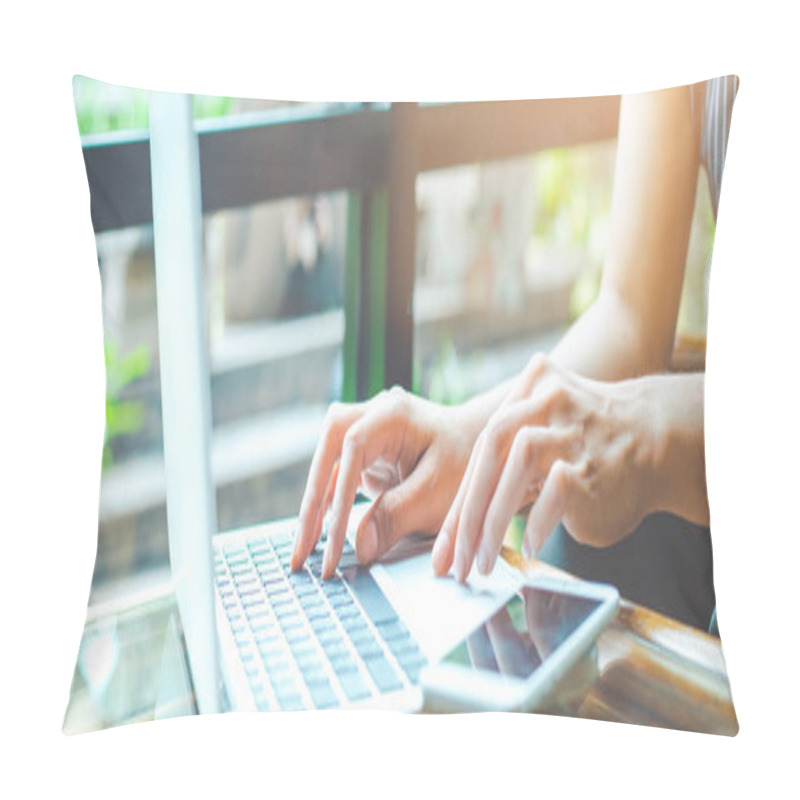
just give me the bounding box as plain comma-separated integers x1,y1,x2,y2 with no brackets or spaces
441,585,603,680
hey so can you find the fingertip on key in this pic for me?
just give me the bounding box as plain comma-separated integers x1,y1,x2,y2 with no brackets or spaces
454,549,468,583
431,533,449,576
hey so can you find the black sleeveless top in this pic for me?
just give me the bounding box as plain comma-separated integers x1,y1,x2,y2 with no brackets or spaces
692,75,739,218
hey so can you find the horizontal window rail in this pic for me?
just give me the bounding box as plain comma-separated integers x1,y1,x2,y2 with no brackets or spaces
82,97,620,234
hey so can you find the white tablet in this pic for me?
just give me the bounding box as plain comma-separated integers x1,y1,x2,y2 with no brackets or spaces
420,575,619,712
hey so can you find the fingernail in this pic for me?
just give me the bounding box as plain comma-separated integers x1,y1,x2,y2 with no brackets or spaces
359,521,378,563
454,549,467,582
432,533,447,567
522,538,533,560
322,545,332,579
477,549,491,576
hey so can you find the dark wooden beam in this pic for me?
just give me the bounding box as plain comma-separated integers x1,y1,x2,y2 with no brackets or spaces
82,97,620,234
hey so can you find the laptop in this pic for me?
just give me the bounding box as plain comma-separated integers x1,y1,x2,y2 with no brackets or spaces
147,89,522,715
211,505,524,713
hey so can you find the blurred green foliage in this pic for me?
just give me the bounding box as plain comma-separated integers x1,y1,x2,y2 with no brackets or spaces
103,341,150,469
414,335,473,406
569,267,602,321
73,76,236,137
532,145,613,254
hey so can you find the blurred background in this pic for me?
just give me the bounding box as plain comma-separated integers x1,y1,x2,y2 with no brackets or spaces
64,77,715,731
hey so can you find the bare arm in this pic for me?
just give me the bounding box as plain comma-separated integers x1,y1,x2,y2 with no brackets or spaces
552,86,702,379
434,86,712,579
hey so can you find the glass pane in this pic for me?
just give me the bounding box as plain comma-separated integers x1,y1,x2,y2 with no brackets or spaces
413,141,715,404
414,143,616,404
93,191,348,598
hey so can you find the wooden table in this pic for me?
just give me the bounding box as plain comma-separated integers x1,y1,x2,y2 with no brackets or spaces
64,549,738,735
502,547,738,735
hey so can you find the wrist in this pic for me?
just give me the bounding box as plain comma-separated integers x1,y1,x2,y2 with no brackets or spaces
631,374,708,525
453,378,514,445
616,377,664,521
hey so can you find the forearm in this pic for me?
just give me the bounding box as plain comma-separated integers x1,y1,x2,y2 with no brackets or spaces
551,287,675,381
640,372,709,526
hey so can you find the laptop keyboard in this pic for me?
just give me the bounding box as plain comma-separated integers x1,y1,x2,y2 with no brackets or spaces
214,526,428,711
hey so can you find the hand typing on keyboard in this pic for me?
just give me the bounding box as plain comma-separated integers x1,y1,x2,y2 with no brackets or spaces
290,387,480,579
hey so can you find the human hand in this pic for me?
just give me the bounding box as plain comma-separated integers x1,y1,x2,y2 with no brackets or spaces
431,354,656,582
291,387,477,579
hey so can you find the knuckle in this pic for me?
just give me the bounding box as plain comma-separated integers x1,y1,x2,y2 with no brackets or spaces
514,427,538,471
525,352,548,379
326,401,345,423
323,402,349,438
538,377,568,415
552,459,570,493
485,411,511,451
388,384,409,414
485,414,504,442
459,505,480,544
341,426,364,453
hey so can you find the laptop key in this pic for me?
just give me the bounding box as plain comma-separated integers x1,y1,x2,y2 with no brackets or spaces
244,663,260,680
322,640,349,659
365,656,403,693
258,643,284,662
277,693,306,712
291,642,316,661
388,637,420,658
252,687,271,712
301,665,329,686
328,592,353,608
376,619,406,640
336,605,361,621
355,640,384,661
350,628,375,647
316,628,342,647
284,627,309,646
271,528,294,546
308,681,338,710
305,605,331,621
278,616,303,632
341,567,397,625
253,628,279,645
400,658,427,684
341,616,368,635
339,670,371,702
264,658,292,677
329,652,358,674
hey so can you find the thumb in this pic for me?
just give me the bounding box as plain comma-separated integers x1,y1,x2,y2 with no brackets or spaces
355,456,436,565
